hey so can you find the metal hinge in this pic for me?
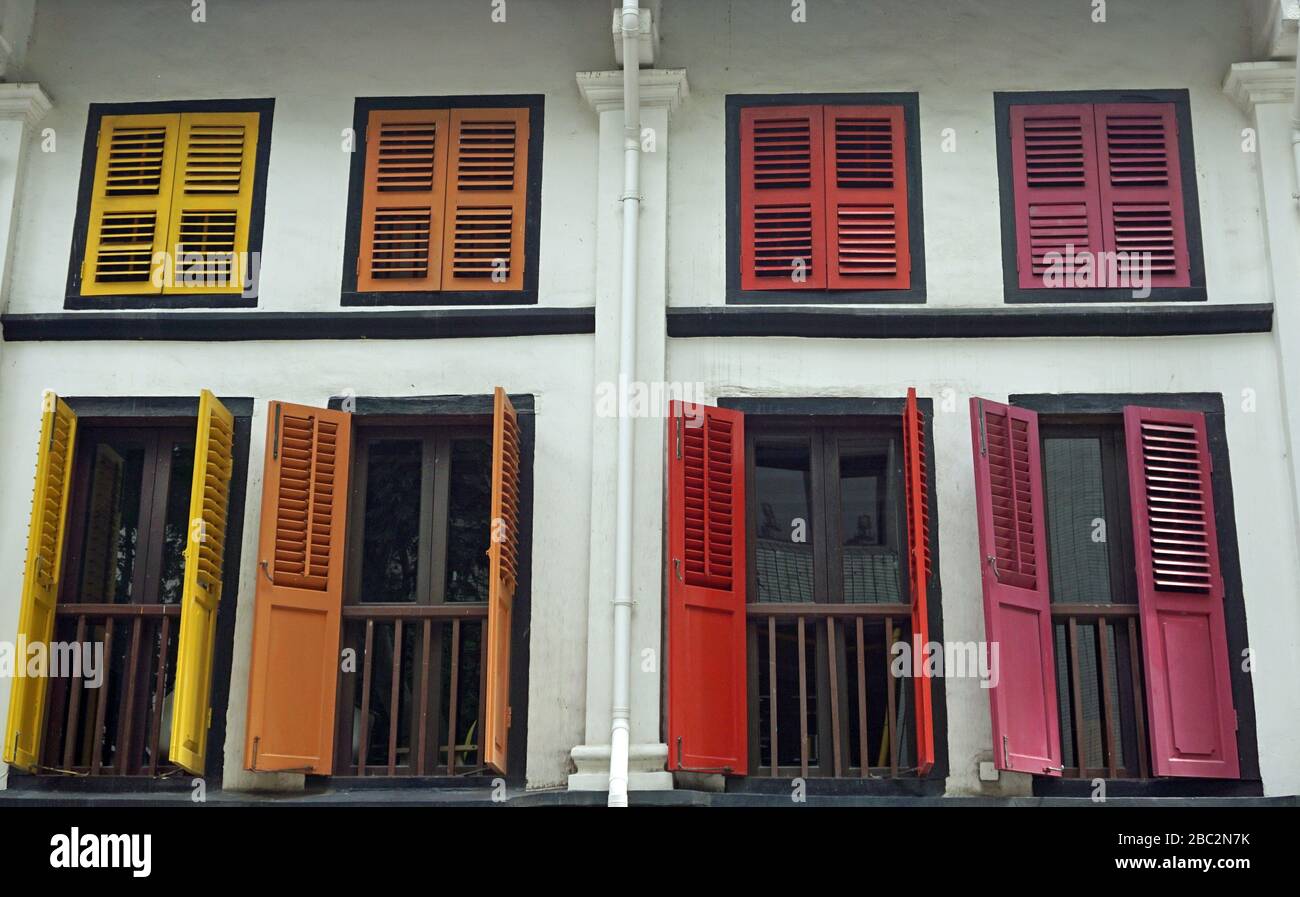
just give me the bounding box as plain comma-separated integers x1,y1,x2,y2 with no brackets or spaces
674,736,733,775
1002,735,1010,768
1234,709,1239,731
271,403,281,460
506,705,513,729
978,400,988,456
208,707,213,730
675,416,682,459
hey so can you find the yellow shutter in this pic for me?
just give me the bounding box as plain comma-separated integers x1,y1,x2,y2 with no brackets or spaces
163,112,260,295
80,114,179,296
483,387,520,774
169,390,235,775
4,392,78,771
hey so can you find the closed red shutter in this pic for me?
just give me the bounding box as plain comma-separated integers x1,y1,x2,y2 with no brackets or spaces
969,398,1062,775
666,401,747,773
823,106,910,290
1010,104,1104,290
1123,406,1238,778
902,388,934,774
1095,104,1191,289
739,106,827,291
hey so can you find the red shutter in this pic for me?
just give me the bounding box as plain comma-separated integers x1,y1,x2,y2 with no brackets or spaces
902,388,934,774
666,401,747,773
739,106,827,291
1123,407,1238,778
969,398,1062,775
823,106,910,290
1010,104,1104,290
1095,104,1191,289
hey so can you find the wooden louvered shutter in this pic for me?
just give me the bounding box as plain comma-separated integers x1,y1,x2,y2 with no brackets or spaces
3,393,77,771
169,390,235,775
969,398,1062,775
1095,104,1191,289
1123,407,1238,778
357,109,449,292
666,401,747,774
80,114,178,296
739,106,827,291
1010,104,1104,290
823,106,910,289
244,402,352,773
441,108,529,291
484,388,521,774
163,112,259,295
902,388,934,774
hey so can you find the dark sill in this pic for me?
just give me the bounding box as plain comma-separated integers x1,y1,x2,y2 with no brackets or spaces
727,287,926,305
1033,776,1264,799
342,289,538,307
4,772,193,793
1005,286,1209,304
724,774,944,798
667,303,1272,339
64,294,259,310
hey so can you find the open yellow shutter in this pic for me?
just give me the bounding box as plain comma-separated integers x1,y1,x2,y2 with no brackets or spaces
441,108,529,291
163,111,260,295
80,114,179,296
4,393,78,771
483,387,521,774
169,390,235,775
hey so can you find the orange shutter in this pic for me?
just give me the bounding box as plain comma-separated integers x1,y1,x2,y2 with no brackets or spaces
244,401,352,773
902,388,934,775
357,109,450,292
483,387,521,774
440,108,529,291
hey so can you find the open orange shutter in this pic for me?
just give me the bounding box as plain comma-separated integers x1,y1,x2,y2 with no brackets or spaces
244,401,351,773
902,388,934,775
739,105,827,291
483,387,521,774
823,106,910,289
357,109,449,292
440,108,528,291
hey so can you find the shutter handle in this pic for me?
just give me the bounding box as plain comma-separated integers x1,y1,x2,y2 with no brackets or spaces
987,555,1002,583
673,558,683,583
259,560,274,584
1043,765,1064,773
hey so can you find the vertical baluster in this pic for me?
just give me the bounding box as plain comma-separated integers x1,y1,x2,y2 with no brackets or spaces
387,619,403,775
826,617,842,777
357,619,375,775
63,615,88,770
1097,617,1119,778
797,616,808,780
447,619,461,776
1127,617,1149,778
856,617,868,777
1067,617,1087,777
478,618,489,770
90,618,115,776
416,619,432,776
148,616,171,776
116,616,144,774
885,617,897,778
767,616,778,777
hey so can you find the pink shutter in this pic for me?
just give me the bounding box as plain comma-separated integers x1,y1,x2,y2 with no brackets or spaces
1095,104,1191,289
970,398,1062,775
1009,104,1104,290
1123,406,1238,778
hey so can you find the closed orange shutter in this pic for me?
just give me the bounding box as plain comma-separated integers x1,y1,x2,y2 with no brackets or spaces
357,109,450,292
244,401,352,773
440,108,529,292
483,388,521,774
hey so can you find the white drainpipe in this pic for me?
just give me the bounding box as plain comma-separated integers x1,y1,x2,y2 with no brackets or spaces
1292,59,1300,201
608,1,642,809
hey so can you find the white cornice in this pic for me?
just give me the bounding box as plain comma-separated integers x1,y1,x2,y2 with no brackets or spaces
1224,61,1296,112
0,83,52,125
576,68,689,115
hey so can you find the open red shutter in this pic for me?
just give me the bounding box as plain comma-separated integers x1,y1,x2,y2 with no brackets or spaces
666,401,747,773
1123,407,1238,778
1009,104,1104,290
739,105,827,291
1095,104,1191,289
902,389,934,774
970,398,1062,775
823,106,910,289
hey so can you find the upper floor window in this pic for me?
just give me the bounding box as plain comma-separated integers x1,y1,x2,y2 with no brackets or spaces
342,97,543,306
68,101,273,309
727,95,925,303
996,91,1205,302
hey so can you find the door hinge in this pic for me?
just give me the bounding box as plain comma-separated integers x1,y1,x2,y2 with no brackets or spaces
505,705,513,729
1002,734,1010,768
978,400,988,457
271,403,281,459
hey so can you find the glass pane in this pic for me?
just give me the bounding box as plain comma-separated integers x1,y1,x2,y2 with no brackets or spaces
753,440,814,603
1043,437,1114,604
359,439,423,604
75,440,146,604
158,439,195,604
838,439,904,603
445,438,491,603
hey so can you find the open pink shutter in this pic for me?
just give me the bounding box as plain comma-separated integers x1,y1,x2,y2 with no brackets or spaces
666,401,747,774
970,398,1062,775
1009,104,1104,290
1123,406,1238,778
1095,104,1191,289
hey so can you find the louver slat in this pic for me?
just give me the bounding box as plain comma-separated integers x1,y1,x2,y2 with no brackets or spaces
740,106,827,290
902,388,934,774
358,109,449,292
824,106,910,289
484,388,522,774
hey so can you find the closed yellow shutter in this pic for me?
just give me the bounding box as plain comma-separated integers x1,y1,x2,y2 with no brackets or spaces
483,387,520,774
163,112,260,295
4,393,78,771
169,390,235,775
80,114,179,296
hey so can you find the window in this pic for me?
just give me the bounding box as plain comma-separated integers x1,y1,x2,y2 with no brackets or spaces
68,101,273,308
727,95,924,303
996,91,1205,302
342,98,543,306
